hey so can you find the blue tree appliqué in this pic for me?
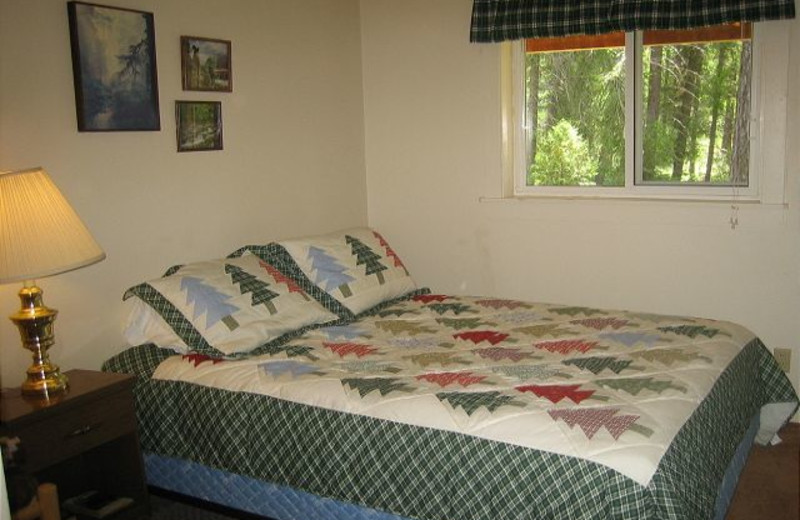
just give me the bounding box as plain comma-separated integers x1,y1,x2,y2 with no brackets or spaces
307,246,355,297
180,276,240,331
260,360,318,379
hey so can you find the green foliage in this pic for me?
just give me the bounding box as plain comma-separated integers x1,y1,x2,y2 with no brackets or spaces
529,121,597,186
527,48,624,187
526,37,749,187
640,42,746,184
642,120,674,181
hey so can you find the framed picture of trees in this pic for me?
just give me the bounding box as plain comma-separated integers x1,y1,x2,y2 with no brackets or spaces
176,101,223,152
181,36,232,92
67,2,160,131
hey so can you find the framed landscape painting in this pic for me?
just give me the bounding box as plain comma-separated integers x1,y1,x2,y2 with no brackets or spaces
176,101,223,152
67,1,160,131
181,36,232,92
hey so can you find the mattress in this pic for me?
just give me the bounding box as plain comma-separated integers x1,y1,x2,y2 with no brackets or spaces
144,415,759,520
105,293,798,520
143,412,760,520
145,453,412,520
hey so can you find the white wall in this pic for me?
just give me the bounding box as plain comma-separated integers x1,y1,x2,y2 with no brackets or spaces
0,0,367,386
2,0,797,400
361,0,800,395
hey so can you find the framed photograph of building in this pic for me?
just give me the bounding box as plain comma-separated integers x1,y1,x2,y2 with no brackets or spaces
176,101,223,152
67,1,160,131
181,36,232,92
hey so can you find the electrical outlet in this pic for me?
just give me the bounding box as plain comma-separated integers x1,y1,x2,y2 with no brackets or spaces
773,348,791,373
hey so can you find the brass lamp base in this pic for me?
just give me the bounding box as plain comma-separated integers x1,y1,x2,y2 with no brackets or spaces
9,284,69,397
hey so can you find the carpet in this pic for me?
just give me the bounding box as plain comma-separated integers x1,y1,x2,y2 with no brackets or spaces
726,422,799,520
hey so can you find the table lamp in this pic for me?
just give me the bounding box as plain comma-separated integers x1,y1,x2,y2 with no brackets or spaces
0,167,105,397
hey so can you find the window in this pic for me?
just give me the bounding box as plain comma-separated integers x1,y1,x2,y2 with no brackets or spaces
504,22,788,201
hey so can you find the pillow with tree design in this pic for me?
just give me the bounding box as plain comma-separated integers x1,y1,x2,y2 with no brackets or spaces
123,253,338,356
276,228,417,315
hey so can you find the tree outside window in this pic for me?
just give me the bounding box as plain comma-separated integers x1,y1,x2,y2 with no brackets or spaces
524,24,752,189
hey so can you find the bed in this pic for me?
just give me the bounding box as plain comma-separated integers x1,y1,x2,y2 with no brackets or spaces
103,227,798,520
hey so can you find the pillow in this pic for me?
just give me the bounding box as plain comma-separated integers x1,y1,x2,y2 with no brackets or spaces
228,243,353,318
123,253,338,356
123,298,189,353
276,228,417,315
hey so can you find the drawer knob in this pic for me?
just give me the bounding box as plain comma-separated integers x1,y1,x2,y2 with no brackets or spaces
66,424,97,438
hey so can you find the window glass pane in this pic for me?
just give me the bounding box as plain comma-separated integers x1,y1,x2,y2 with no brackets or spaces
641,25,751,185
525,43,625,187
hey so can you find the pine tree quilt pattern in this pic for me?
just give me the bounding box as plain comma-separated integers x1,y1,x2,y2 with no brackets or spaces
123,254,338,356
151,294,798,489
277,228,416,315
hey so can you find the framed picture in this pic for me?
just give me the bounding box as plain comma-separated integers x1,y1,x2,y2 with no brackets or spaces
67,2,160,131
176,101,223,152
181,36,232,92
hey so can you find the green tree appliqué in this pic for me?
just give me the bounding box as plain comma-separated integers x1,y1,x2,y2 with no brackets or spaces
225,264,280,314
437,391,525,415
342,377,413,398
563,356,639,375
345,235,388,284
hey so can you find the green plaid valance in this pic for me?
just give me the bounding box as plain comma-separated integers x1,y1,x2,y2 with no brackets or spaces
470,0,796,42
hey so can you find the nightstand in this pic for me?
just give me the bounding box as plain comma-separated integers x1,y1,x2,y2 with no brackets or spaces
1,369,149,519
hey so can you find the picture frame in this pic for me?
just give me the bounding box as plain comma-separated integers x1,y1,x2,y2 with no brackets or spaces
67,1,160,131
181,36,232,92
176,101,223,152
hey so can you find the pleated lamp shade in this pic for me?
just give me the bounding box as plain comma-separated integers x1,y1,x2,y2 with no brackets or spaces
0,167,105,284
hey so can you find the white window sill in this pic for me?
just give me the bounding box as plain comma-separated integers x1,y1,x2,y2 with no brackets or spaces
478,194,787,206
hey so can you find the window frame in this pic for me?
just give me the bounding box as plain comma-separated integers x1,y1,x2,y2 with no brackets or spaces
502,23,788,203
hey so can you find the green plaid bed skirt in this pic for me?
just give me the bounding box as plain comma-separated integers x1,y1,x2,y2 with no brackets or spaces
105,337,796,520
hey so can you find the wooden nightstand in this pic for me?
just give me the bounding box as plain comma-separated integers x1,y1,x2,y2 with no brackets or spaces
1,369,149,519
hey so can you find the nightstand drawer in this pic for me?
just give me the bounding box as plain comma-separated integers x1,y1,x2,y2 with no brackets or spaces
14,389,137,472
1,370,149,518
